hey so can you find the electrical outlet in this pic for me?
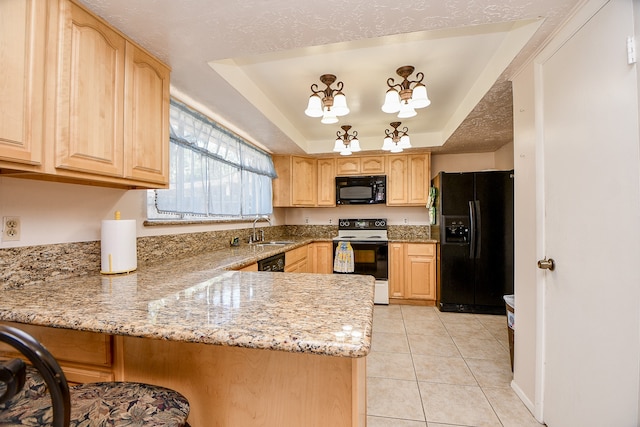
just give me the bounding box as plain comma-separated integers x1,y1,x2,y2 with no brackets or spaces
329,218,332,225
304,217,309,224
3,216,20,241
404,218,408,224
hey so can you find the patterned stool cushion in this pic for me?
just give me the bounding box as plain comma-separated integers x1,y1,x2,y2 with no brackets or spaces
0,368,190,426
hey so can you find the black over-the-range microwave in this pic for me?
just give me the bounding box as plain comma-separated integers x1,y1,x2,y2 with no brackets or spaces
336,175,386,205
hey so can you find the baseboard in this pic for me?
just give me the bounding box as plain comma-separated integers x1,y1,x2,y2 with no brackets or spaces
510,379,543,423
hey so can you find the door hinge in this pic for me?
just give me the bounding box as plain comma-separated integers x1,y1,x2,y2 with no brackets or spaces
627,36,636,65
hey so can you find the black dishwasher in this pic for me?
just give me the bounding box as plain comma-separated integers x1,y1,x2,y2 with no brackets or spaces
257,253,285,272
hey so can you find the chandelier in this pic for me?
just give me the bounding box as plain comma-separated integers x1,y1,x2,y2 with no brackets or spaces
382,122,411,153
304,74,349,124
333,125,361,156
381,66,430,119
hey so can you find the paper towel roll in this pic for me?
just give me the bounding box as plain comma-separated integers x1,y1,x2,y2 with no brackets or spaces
101,219,137,274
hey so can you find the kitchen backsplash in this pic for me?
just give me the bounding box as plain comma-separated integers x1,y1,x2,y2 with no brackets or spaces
1,225,436,289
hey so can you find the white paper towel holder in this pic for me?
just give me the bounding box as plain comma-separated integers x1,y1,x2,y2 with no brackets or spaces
101,211,137,275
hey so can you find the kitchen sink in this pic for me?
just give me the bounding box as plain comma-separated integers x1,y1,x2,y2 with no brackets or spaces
256,240,295,247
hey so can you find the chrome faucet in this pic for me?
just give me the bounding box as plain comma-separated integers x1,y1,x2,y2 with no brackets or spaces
250,215,271,243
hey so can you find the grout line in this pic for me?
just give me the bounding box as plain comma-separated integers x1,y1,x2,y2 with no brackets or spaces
401,305,429,425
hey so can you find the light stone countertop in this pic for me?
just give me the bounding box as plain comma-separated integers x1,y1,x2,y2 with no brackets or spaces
0,240,374,358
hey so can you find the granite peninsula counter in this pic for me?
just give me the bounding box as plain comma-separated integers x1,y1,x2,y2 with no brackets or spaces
0,251,374,427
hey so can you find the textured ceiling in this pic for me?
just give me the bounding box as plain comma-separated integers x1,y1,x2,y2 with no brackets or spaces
76,0,583,155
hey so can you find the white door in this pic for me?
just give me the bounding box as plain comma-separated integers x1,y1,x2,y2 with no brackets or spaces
539,0,640,425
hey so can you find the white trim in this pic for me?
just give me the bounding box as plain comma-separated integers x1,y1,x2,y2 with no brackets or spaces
510,379,541,421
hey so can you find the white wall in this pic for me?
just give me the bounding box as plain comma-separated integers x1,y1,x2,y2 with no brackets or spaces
430,147,514,180
495,141,515,169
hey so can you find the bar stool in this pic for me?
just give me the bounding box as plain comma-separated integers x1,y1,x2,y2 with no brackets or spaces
0,324,190,426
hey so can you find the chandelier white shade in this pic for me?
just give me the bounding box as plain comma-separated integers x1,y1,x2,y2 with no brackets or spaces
305,74,349,123
333,125,360,156
382,122,411,153
381,66,430,118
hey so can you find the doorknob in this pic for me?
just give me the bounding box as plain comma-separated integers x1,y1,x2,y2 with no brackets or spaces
537,258,555,271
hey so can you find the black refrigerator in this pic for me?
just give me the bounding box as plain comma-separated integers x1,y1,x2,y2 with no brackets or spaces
434,171,514,314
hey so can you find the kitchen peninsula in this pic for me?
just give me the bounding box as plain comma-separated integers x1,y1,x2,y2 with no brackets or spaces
0,244,374,427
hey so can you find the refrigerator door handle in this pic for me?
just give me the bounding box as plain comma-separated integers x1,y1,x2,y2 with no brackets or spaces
468,201,476,258
474,200,481,259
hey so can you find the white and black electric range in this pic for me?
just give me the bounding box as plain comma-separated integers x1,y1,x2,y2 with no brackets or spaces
333,218,389,304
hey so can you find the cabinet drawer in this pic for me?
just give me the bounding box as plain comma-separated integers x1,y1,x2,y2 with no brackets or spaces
285,246,308,266
406,243,435,257
0,322,112,367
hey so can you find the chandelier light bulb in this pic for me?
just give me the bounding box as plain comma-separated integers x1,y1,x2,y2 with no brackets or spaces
333,138,344,152
399,134,412,149
332,92,350,116
397,101,417,119
304,94,323,117
340,146,352,156
382,89,401,113
390,144,403,153
382,136,394,151
410,83,430,109
350,138,361,152
321,107,338,124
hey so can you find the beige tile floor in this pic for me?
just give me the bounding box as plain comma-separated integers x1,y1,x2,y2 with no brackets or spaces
367,305,542,427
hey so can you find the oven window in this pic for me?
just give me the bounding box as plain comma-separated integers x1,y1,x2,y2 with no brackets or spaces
335,242,388,280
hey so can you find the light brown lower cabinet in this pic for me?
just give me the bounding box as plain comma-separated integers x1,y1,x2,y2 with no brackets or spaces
117,336,366,426
285,245,309,272
238,262,258,271
0,322,366,426
308,241,334,274
389,242,437,304
0,322,114,384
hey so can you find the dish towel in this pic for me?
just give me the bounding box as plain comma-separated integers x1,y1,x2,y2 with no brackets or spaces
333,241,355,273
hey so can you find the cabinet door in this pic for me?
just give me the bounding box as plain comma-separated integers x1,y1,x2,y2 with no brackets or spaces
386,155,408,205
291,156,317,206
272,155,292,207
123,42,170,186
336,158,360,175
407,154,430,205
309,242,334,274
0,0,47,168
406,244,436,300
388,243,405,299
55,0,125,177
317,158,335,206
0,322,114,384
360,156,385,174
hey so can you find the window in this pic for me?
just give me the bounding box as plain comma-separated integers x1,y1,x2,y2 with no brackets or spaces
147,99,276,220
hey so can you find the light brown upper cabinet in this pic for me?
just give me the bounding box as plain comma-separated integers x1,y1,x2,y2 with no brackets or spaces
55,1,126,179
0,0,48,170
317,158,336,207
55,0,170,187
0,0,170,189
335,155,385,176
386,153,431,206
272,155,317,207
